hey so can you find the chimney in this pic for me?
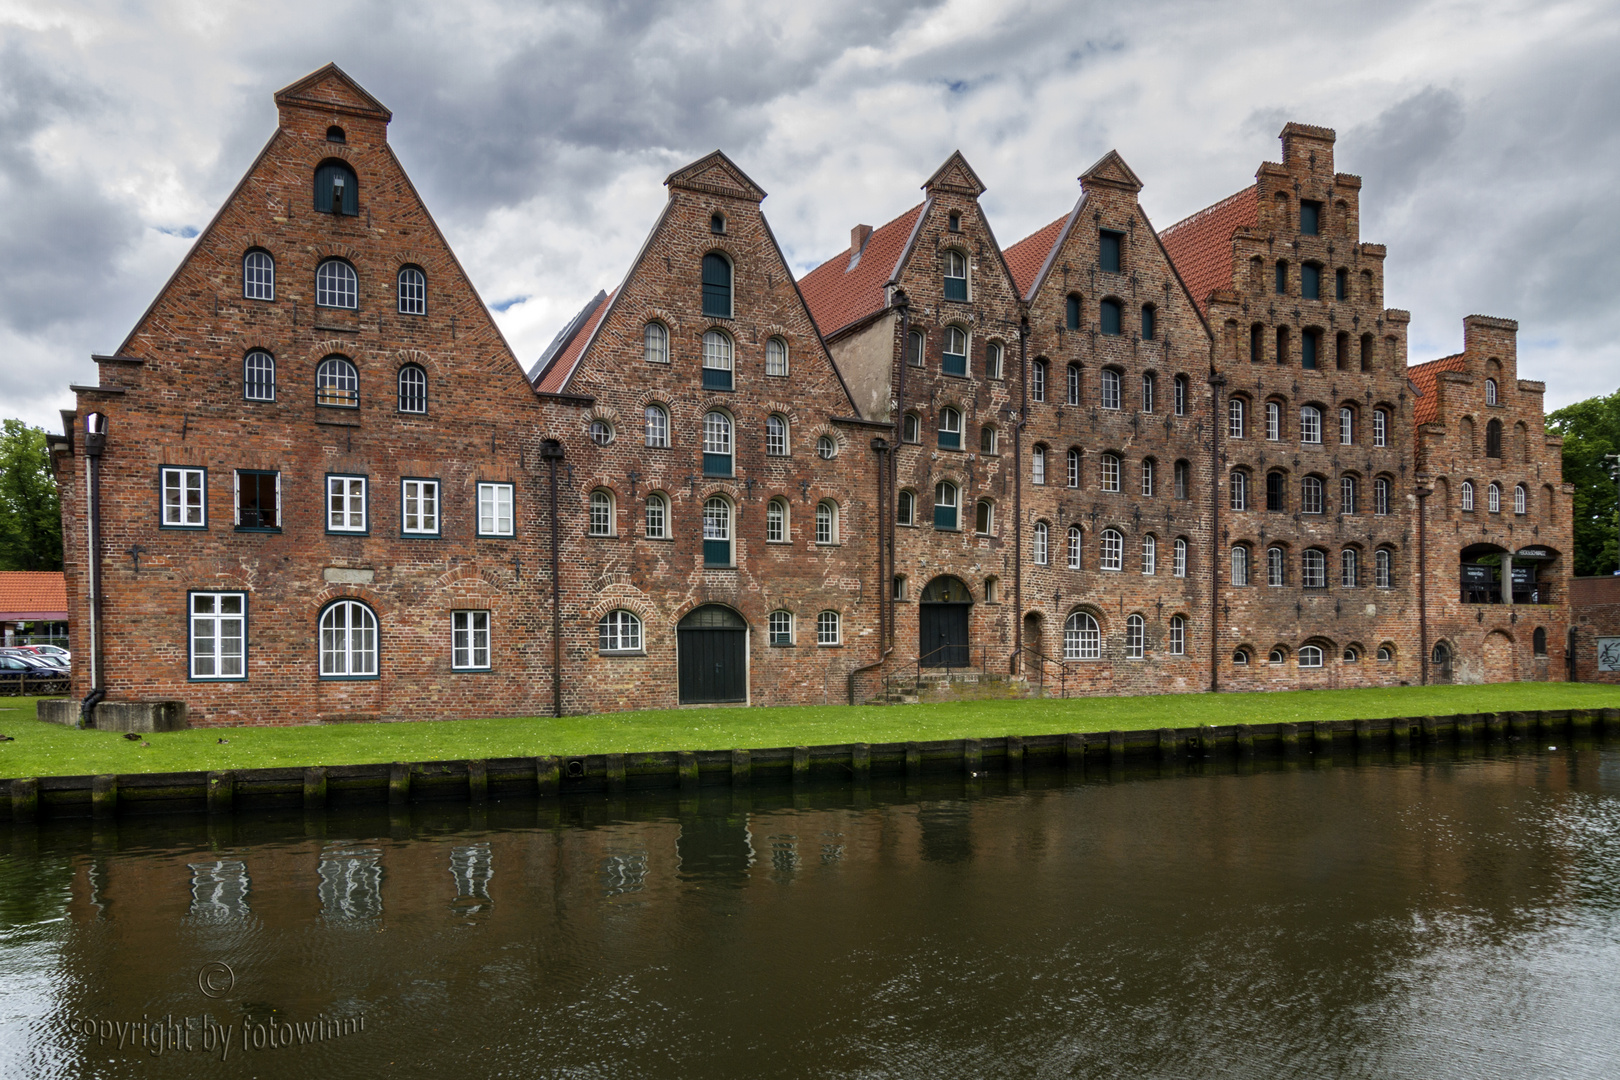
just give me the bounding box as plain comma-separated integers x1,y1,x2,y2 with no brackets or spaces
851,224,872,254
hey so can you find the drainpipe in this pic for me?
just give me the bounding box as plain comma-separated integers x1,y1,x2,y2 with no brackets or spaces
1207,371,1225,693
541,438,565,718
893,291,909,653
848,437,893,705
1417,486,1430,686
80,413,108,725
1014,317,1028,673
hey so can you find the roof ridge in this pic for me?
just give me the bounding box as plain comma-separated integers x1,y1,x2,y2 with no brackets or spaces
1161,184,1257,237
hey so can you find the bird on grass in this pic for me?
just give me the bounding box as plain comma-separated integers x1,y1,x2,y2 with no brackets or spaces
123,732,140,741
218,737,229,744
0,734,14,742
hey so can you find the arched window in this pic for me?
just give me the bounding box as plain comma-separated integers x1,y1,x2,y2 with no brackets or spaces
903,412,921,443
703,497,732,566
766,414,788,456
817,611,842,646
1141,458,1155,497
1168,616,1186,656
975,499,994,535
701,253,732,318
316,356,359,408
1515,484,1527,515
1100,298,1122,336
1100,453,1120,492
766,497,787,542
1344,646,1359,662
327,125,346,143
1032,445,1047,486
1067,526,1083,569
1486,378,1498,406
397,266,426,315
1174,375,1188,417
1301,475,1324,514
1486,418,1503,458
943,249,968,301
588,489,614,536
766,336,789,377
1228,396,1246,438
314,160,358,215
598,610,643,653
319,600,377,677
1231,545,1250,586
1033,521,1049,565
1300,405,1322,444
942,326,968,376
1234,648,1251,666
1142,534,1157,575
1141,372,1156,413
1340,407,1355,445
1375,548,1393,588
1126,614,1146,659
934,481,959,530
1374,477,1391,515
980,425,998,454
897,489,915,527
816,501,838,544
1373,408,1388,447
1065,293,1082,330
315,259,358,309
1270,647,1288,665
1064,611,1101,660
646,493,669,539
589,419,613,446
1100,529,1123,571
1230,470,1248,511
1461,481,1475,511
985,341,1004,379
1141,305,1157,340
1267,546,1286,586
702,411,732,476
1533,627,1548,656
702,330,733,390
1175,460,1189,499
243,250,274,301
1266,470,1287,512
645,405,669,448
1266,401,1281,441
908,330,925,367
1488,482,1501,513
1302,549,1327,588
817,435,837,459
938,406,962,449
710,212,726,235
644,322,669,364
1341,475,1358,514
1341,548,1359,587
1299,645,1324,668
1174,538,1188,578
397,364,427,413
1032,358,1048,402
1101,368,1122,410
1377,645,1394,661
244,350,275,402
1067,363,1081,405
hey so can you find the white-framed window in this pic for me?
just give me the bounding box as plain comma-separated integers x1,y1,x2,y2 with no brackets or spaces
767,497,787,542
703,410,733,472
161,467,206,527
1174,375,1187,417
1340,407,1355,445
934,481,959,530
975,499,994,535
766,414,789,456
1515,484,1527,515
478,483,513,536
769,610,793,646
1341,548,1359,587
645,405,669,448
1300,406,1322,444
1032,359,1047,402
646,493,669,539
703,497,732,566
1100,529,1123,571
1033,522,1049,565
190,592,245,679
1377,645,1394,661
244,350,276,401
327,475,366,532
1141,458,1155,497
1068,526,1083,569
1064,611,1100,660
1299,645,1324,668
938,407,962,450
397,266,426,315
1269,648,1287,665
1174,537,1187,578
1488,482,1501,513
589,419,613,446
397,364,428,414
985,341,1003,379
1376,549,1393,588
1301,476,1324,515
1230,470,1248,511
1101,368,1122,410
402,479,439,535
644,322,669,364
1067,363,1081,406
1461,480,1475,511
1228,397,1245,438
316,356,359,408
1067,448,1080,489
244,250,275,301
1231,545,1250,586
908,330,925,368
897,490,915,527
942,326,968,376
1101,453,1120,492
1126,613,1145,659
702,330,733,390
766,336,789,377
1032,446,1046,486
817,434,837,459
903,413,921,443
1142,373,1156,413
452,610,491,669
1373,409,1388,447
598,610,643,653
1267,546,1285,586
589,490,614,536
319,600,378,678
1302,548,1326,588
1341,475,1358,514
817,610,841,646
315,259,358,309
1266,401,1281,441
1142,534,1156,575
1374,477,1391,516
943,248,968,301
1344,646,1360,663
1168,615,1185,655
981,426,999,454
1486,378,1498,406
816,501,838,544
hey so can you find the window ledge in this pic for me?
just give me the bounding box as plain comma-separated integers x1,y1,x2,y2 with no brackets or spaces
234,527,282,534
599,651,647,658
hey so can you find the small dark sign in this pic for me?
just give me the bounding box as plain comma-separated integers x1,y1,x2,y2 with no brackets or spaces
1515,547,1554,560
1461,563,1494,585
1512,566,1536,585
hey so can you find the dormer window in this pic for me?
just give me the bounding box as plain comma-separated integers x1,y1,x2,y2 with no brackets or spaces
326,125,346,143
314,160,358,216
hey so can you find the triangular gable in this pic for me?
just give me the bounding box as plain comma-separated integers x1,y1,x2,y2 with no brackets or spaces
665,150,766,202
273,62,392,120
1079,149,1143,193
922,150,986,197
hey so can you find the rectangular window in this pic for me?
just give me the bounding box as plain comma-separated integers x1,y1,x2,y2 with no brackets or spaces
1275,262,1287,295
1174,377,1186,417
1099,230,1123,272
1335,268,1348,301
478,483,514,537
161,467,206,528
452,610,491,671
1266,403,1280,441
817,612,841,646
235,470,279,530
402,479,440,536
190,592,245,679
1300,201,1321,235
1228,399,1245,439
1302,264,1320,300
327,475,367,532
1032,361,1046,403
1101,456,1119,493
769,611,793,646
1373,410,1387,447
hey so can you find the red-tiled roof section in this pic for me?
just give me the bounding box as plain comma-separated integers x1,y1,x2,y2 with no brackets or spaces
535,290,615,393
1004,215,1067,299
1409,353,1466,426
0,572,67,617
1158,185,1257,315
799,204,924,338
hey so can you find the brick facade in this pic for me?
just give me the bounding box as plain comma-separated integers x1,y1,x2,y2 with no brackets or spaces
1570,576,1620,682
48,68,1573,725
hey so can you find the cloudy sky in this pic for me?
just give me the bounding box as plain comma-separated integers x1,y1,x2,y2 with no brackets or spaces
2,0,1616,431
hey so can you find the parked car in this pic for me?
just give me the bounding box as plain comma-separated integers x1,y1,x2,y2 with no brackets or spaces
18,644,70,663
0,652,70,694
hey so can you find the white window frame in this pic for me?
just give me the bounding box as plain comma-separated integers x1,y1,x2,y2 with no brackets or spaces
1302,549,1327,589
1142,373,1156,413
315,259,358,309
1515,484,1527,515
1101,454,1120,493
1033,522,1049,565
234,469,281,530
646,493,669,539
452,610,491,670
1229,398,1245,439
1230,470,1248,511
1168,615,1185,655
243,250,275,301
190,591,245,679
1461,481,1475,512
316,356,359,408
1101,369,1121,410
1067,363,1081,406
1375,478,1391,516
766,336,789,377
816,501,838,545
397,266,426,316
1267,546,1285,587
1373,409,1388,447
1266,401,1281,441
1126,614,1145,659
397,364,428,414
1486,378,1498,406
986,342,1003,379
162,467,207,528
1065,611,1100,660
1174,538,1187,578
1340,407,1354,445
1376,549,1393,588
816,611,841,646
326,475,367,533
402,479,440,536
1174,376,1187,417
319,599,378,678
1068,526,1082,570
1488,482,1501,514
702,330,733,373
589,490,614,536
897,490,915,527
644,322,669,364
767,498,788,542
1100,529,1123,571
1301,476,1324,515
480,483,516,538
1299,645,1324,668
598,610,643,654
1032,446,1046,486
1300,406,1322,444
1141,458,1155,497
1341,476,1357,514
817,435,837,460
1032,359,1047,402
769,610,793,646
1067,448,1080,489
245,350,276,401
766,414,789,456
1231,546,1250,586
1341,548,1359,588
645,405,670,448
1142,534,1156,575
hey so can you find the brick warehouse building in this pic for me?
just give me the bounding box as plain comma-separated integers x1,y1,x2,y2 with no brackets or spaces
46,66,1573,726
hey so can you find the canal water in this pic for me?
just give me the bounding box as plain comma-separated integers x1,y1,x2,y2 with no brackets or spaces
3,745,1620,1079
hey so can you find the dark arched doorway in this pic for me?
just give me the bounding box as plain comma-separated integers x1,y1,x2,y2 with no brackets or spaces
919,576,972,667
678,605,747,704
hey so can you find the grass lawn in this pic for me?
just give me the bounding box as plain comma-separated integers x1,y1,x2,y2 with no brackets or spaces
3,683,1618,780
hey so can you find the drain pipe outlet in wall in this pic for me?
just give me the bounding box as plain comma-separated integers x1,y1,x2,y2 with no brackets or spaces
80,412,108,726
541,438,566,718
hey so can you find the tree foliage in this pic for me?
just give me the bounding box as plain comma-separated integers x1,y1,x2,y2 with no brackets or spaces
1548,390,1620,577
0,419,63,571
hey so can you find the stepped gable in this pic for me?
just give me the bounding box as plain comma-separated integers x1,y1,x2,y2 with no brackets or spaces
1409,353,1467,426
798,203,925,339
1004,215,1068,299
1158,185,1258,315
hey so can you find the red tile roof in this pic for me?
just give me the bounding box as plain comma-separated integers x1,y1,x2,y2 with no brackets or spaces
1408,353,1466,425
799,204,925,338
1003,215,1068,299
534,289,615,393
1158,185,1257,315
0,572,67,619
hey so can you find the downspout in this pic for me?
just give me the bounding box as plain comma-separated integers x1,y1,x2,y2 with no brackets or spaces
1417,486,1430,686
849,436,893,705
1207,372,1225,693
541,438,565,718
1014,317,1028,673
893,291,909,650
80,413,108,725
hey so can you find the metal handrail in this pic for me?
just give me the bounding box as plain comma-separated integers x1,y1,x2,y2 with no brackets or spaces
1008,643,1072,699
868,643,994,703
